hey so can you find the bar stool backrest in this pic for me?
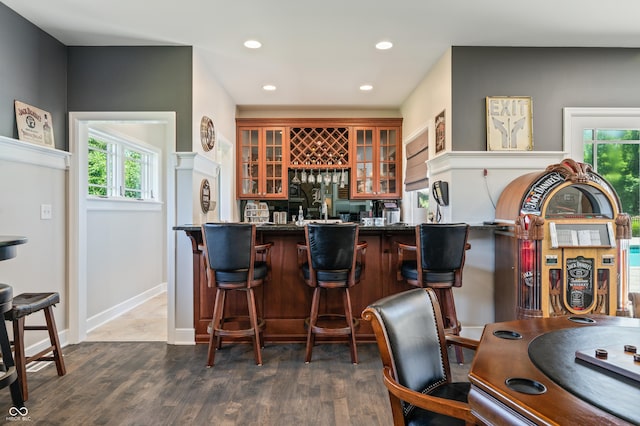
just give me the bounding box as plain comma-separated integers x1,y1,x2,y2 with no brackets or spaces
307,223,358,271
418,223,469,284
202,223,254,272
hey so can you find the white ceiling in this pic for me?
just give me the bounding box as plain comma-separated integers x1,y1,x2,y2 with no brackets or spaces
4,0,640,108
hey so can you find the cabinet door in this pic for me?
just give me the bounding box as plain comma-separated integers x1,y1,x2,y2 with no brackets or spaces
262,128,287,199
237,127,287,199
238,128,260,198
351,127,401,199
377,127,401,198
352,128,375,198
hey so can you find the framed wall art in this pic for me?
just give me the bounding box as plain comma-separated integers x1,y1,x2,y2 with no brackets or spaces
14,100,55,148
486,96,533,151
435,110,445,154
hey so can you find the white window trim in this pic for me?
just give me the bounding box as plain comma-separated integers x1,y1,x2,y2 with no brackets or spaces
563,107,640,161
68,111,176,345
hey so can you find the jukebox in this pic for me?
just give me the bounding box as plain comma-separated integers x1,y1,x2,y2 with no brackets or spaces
495,159,631,320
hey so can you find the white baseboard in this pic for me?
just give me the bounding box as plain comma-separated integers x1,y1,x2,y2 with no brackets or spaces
86,283,167,333
460,326,484,341
170,328,196,345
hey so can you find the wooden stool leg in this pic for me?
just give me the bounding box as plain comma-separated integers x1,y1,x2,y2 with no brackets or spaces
216,290,227,350
305,287,321,363
343,288,358,364
43,306,66,376
207,288,225,367
0,321,23,407
440,288,463,364
12,317,28,401
246,288,262,366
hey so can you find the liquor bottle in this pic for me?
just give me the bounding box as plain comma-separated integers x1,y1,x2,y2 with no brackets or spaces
43,114,53,146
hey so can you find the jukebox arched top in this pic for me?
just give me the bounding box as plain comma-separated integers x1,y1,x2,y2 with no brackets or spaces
496,158,622,222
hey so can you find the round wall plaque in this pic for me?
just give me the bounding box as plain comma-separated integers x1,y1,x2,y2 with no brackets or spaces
200,116,216,152
200,179,211,213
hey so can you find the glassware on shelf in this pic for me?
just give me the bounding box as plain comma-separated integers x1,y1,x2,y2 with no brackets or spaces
323,169,332,185
332,169,339,184
292,169,301,184
308,169,316,184
300,169,307,183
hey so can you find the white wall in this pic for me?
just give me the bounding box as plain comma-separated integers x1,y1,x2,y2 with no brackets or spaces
0,137,70,348
192,47,238,221
400,49,452,225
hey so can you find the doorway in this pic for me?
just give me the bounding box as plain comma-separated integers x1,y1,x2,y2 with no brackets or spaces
68,112,176,344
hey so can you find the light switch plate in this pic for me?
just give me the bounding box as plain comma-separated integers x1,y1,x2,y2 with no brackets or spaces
40,204,52,220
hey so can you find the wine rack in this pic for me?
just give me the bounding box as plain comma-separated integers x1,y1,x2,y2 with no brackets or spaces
289,127,349,168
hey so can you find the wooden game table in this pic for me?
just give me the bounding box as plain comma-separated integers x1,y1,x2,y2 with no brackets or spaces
469,314,640,425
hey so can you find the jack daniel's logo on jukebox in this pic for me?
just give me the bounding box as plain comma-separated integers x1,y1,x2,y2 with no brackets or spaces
565,256,594,311
522,172,565,214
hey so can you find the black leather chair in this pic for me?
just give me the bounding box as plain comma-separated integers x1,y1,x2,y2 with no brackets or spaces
396,223,470,363
362,288,479,426
299,223,366,364
201,223,272,367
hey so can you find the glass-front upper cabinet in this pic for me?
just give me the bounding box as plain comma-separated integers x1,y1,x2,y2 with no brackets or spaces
351,126,401,199
237,127,287,199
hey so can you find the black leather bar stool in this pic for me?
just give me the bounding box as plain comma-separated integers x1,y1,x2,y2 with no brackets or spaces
396,223,470,363
0,284,24,407
4,292,66,401
299,223,366,364
201,223,273,367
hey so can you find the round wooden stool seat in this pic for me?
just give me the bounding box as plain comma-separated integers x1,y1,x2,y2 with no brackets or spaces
4,291,66,401
4,292,60,320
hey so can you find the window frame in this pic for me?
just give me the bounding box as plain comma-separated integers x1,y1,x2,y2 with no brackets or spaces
86,129,161,210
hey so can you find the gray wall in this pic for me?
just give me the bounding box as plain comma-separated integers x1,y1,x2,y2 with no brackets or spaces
68,46,193,151
451,47,640,152
0,3,67,148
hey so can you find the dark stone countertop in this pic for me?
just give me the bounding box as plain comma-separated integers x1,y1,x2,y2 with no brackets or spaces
173,223,505,232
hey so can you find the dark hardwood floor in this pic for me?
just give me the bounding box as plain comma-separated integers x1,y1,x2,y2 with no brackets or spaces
0,342,473,425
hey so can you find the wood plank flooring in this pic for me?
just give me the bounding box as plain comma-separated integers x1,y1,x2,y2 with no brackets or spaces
0,341,473,425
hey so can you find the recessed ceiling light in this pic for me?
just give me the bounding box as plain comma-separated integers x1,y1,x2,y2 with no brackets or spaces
360,85,373,91
263,84,277,91
375,41,393,50
244,40,262,49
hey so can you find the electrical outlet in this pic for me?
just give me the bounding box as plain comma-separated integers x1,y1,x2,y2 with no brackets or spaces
40,204,52,220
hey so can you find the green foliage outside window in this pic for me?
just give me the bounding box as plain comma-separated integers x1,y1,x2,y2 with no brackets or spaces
88,138,108,196
87,136,145,199
584,129,640,236
124,149,142,198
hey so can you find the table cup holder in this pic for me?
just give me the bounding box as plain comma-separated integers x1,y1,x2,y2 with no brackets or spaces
505,377,547,395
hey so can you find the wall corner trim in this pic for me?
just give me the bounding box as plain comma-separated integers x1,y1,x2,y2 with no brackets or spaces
174,151,220,177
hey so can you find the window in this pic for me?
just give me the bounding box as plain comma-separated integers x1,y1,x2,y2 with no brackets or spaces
583,128,640,218
87,130,159,201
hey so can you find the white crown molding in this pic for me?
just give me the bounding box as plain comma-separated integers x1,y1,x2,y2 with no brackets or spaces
174,151,220,177
0,135,70,170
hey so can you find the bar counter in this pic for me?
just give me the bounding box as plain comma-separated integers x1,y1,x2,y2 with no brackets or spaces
174,223,497,344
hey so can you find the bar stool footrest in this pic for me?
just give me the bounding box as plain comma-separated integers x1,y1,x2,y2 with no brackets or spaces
306,314,359,336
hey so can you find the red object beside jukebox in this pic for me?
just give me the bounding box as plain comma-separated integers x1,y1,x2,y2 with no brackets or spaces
495,159,631,320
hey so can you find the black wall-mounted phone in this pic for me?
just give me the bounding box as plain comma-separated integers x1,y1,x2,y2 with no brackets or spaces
432,180,449,206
